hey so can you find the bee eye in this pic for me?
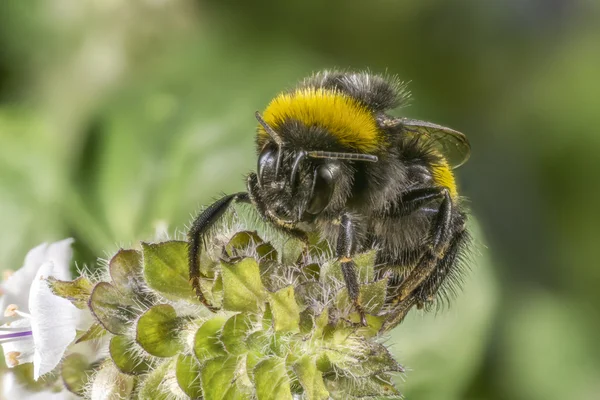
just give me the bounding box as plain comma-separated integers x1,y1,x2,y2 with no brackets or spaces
257,145,277,186
306,165,334,215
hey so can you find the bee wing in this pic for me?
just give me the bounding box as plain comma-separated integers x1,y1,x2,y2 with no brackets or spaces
391,118,471,168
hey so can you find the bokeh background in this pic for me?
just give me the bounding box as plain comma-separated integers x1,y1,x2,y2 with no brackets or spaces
1,1,599,399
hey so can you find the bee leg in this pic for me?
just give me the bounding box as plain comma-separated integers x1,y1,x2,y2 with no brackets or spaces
397,186,447,216
381,187,453,329
188,192,250,311
382,226,468,331
381,297,418,331
415,227,470,307
397,188,453,301
337,214,367,326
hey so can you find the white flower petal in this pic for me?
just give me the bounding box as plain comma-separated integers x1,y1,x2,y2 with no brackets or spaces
23,243,51,273
0,247,48,320
1,317,32,330
0,319,34,368
45,238,75,281
29,262,79,380
0,239,74,324
0,291,28,326
3,373,77,400
0,296,10,324
1,336,35,367
0,318,34,366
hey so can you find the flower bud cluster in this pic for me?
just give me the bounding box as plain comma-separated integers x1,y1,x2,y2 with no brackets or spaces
18,222,404,399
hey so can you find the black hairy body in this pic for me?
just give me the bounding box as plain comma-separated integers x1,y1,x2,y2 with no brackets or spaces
188,70,472,330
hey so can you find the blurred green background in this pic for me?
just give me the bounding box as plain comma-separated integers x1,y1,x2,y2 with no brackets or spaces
1,1,599,399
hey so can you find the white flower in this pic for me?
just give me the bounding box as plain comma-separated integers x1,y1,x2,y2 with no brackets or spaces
0,239,86,380
0,240,73,323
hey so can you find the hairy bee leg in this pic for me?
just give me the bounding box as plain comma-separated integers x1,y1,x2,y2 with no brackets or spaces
394,188,453,303
416,227,470,304
398,187,446,216
381,227,467,331
373,186,446,220
336,214,367,326
380,296,418,332
188,192,250,311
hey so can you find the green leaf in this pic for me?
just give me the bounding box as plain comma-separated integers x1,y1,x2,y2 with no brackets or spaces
256,242,277,261
359,341,404,375
194,315,228,361
301,263,320,281
142,241,196,301
224,230,264,259
359,277,388,314
325,338,403,378
110,335,151,375
61,353,93,396
281,237,306,265
319,259,342,286
221,313,253,355
109,249,146,296
197,274,222,307
211,273,224,307
336,277,388,316
48,276,93,309
254,357,293,400
355,314,385,338
89,282,135,335
198,242,221,279
299,309,315,334
245,330,270,354
246,330,289,358
76,322,108,343
221,257,267,312
354,250,377,282
293,356,329,400
294,281,324,311
257,258,280,293
320,251,377,287
269,285,300,332
176,354,203,399
325,373,401,399
245,352,262,380
138,360,172,400
136,304,183,357
313,308,329,338
261,302,273,330
201,356,252,400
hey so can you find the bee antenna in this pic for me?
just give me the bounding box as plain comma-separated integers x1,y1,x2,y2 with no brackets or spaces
307,151,378,163
255,111,284,147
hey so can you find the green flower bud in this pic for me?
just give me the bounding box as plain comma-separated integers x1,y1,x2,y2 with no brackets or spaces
54,222,404,399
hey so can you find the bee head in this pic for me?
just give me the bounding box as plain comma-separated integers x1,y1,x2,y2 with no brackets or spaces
256,143,338,223
254,112,377,224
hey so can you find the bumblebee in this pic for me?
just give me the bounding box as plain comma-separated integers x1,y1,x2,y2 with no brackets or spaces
188,70,471,330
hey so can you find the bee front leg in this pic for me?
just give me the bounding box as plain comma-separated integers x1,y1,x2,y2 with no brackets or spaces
188,192,250,311
337,214,367,326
